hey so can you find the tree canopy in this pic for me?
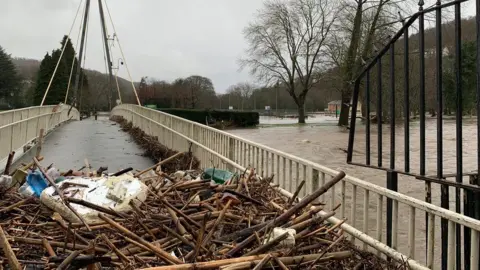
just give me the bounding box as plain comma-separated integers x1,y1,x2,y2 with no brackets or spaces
33,35,90,108
0,46,21,108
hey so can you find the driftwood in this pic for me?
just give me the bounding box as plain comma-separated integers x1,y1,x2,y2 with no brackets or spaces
0,150,404,270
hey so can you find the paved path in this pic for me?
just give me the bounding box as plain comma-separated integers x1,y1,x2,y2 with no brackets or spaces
13,116,153,173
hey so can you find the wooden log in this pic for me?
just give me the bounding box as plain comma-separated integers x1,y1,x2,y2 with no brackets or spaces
98,214,182,265
100,234,131,265
4,151,15,175
0,198,32,213
220,171,346,242
66,197,124,218
57,250,80,270
135,152,184,177
12,237,108,253
273,256,288,270
289,211,335,232
42,238,56,257
287,180,305,207
137,251,351,270
252,254,272,270
161,199,202,228
0,225,21,270
243,232,289,256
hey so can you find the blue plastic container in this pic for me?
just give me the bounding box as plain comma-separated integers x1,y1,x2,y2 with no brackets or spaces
26,170,49,197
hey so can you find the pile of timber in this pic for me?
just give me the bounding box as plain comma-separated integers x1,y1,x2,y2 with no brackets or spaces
0,158,408,270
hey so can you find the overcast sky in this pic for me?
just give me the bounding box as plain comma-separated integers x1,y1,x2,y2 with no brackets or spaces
0,0,264,93
0,0,476,93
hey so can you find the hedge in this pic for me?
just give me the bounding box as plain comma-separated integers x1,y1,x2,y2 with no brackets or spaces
158,108,259,128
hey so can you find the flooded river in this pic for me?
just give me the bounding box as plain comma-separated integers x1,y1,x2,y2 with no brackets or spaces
230,115,479,201
228,115,479,268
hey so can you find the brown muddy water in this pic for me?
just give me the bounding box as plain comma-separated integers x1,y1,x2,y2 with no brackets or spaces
228,116,479,268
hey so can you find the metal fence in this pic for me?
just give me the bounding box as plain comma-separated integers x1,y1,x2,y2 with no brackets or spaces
0,105,79,161
346,0,480,269
113,104,480,269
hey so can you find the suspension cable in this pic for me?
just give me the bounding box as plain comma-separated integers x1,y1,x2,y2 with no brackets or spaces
65,2,87,104
104,0,141,105
40,0,84,106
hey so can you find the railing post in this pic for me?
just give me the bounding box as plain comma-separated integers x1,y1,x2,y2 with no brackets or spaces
227,137,235,172
386,170,398,250
466,174,480,270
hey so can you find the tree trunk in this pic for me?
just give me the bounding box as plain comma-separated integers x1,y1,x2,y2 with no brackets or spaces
298,104,306,124
338,93,350,127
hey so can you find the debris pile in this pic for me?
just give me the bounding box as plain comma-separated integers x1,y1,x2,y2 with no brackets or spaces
0,152,406,269
110,115,200,172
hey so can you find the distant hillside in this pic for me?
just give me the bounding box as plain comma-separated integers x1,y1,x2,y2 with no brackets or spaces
12,57,138,106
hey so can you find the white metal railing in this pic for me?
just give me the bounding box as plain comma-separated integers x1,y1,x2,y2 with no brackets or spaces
112,104,480,270
0,104,79,161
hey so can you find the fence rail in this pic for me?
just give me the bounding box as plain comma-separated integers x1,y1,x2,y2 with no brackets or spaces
0,105,79,162
112,104,480,270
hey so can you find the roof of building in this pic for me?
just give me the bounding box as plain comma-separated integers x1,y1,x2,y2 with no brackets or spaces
328,100,342,105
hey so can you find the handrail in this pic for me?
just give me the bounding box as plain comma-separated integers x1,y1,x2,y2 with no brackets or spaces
0,105,80,162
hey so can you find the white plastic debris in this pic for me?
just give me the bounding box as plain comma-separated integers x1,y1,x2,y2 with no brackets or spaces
174,171,186,179
18,182,35,197
138,169,157,181
0,175,13,188
263,227,296,248
40,173,148,224
192,195,201,203
46,167,61,182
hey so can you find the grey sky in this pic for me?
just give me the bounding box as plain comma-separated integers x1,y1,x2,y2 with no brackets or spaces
0,0,264,93
0,0,476,93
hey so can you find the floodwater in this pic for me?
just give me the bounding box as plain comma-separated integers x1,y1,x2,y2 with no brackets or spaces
229,115,479,268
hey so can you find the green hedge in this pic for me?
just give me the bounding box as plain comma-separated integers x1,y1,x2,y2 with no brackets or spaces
159,109,259,127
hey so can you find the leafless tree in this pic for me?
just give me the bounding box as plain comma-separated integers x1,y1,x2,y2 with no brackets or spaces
227,82,255,110
240,0,337,123
333,0,419,126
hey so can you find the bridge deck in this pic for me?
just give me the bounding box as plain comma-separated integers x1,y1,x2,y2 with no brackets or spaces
13,116,153,172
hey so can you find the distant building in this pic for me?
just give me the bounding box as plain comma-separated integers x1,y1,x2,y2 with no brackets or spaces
327,100,362,114
327,100,341,114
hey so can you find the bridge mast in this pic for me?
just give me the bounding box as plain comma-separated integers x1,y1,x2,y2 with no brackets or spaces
73,0,90,113
98,0,114,111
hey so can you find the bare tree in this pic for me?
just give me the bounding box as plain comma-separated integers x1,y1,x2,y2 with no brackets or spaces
184,75,215,109
333,0,416,126
227,82,254,110
240,0,337,123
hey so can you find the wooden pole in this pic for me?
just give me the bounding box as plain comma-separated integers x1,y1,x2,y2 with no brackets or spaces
135,152,184,177
98,214,183,265
35,128,44,159
4,151,15,175
0,225,21,270
138,251,351,270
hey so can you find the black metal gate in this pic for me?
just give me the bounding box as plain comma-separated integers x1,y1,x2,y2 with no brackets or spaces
347,0,480,269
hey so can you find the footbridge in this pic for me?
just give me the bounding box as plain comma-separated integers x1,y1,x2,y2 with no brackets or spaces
1,103,479,270
1,0,480,268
